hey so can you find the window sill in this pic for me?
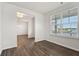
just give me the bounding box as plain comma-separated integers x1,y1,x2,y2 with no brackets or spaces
50,33,79,40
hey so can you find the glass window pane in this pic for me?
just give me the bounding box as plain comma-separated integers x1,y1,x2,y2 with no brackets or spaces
71,24,77,33
62,17,69,24
62,8,78,34
52,20,55,23
51,16,56,33
63,24,70,28
69,8,77,34
71,28,77,33
63,28,71,33
57,19,61,25
57,25,61,33
71,24,77,28
55,14,61,33
70,16,77,24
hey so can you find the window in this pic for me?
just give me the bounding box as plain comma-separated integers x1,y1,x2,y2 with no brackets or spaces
70,16,77,34
51,15,61,33
51,16,55,33
62,8,78,35
50,8,78,37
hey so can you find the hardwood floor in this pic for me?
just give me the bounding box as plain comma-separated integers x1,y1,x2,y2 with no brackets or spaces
1,35,79,56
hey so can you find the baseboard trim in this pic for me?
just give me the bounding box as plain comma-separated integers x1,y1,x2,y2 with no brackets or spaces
2,43,17,51
17,34,28,36
35,39,45,42
28,37,35,39
46,40,79,52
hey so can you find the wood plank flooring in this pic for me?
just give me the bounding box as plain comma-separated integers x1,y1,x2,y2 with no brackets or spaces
1,35,79,56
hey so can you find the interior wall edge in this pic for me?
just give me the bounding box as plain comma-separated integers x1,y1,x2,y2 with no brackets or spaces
0,49,2,55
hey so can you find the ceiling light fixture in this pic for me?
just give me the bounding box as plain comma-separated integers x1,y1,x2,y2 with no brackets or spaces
17,12,25,18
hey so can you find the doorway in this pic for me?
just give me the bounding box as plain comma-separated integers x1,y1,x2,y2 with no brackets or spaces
16,11,35,48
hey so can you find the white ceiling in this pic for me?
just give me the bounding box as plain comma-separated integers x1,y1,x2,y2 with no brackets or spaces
17,12,33,23
9,2,68,13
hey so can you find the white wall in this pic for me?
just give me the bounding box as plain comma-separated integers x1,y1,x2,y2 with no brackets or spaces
17,21,28,35
28,17,35,38
35,14,45,41
0,2,45,54
2,3,17,50
32,17,35,38
0,3,2,54
44,3,79,51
